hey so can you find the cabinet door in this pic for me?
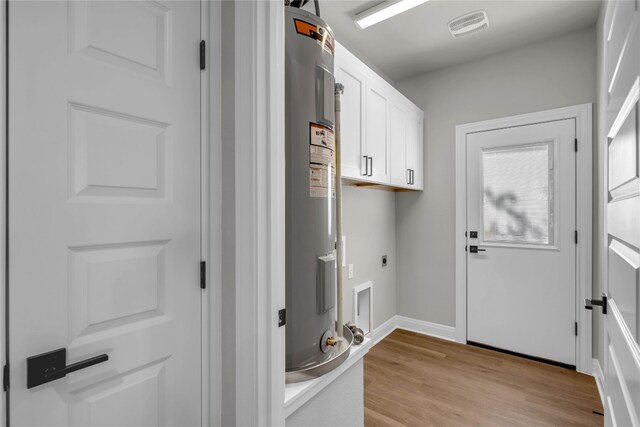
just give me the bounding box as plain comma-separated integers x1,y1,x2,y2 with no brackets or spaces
335,48,367,180
390,101,409,187
365,79,390,183
406,113,424,190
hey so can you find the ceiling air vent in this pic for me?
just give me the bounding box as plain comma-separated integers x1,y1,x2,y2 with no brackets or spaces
448,10,489,38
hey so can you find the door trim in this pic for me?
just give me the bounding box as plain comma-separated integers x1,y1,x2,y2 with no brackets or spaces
231,0,285,425
1,0,7,423
202,1,222,425
454,104,593,374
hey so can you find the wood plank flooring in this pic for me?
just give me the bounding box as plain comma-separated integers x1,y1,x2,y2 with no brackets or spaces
364,330,603,427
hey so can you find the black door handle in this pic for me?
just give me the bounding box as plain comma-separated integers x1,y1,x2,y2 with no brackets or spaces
27,348,109,388
469,245,486,253
585,294,607,315
368,156,373,177
362,156,368,176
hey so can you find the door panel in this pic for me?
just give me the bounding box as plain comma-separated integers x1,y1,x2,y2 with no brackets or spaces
466,119,576,365
603,81,640,427
9,2,202,425
606,2,640,133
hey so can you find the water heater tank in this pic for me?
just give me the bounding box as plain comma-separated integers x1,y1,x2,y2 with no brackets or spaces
285,6,338,375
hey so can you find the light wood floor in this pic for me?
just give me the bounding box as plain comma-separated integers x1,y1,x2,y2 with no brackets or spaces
364,330,603,427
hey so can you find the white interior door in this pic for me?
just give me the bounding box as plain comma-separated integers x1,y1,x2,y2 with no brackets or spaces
466,119,576,365
604,97,640,426
8,1,203,425
602,1,640,425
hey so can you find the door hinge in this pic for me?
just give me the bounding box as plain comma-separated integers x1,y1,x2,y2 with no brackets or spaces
575,230,578,244
200,40,206,70
575,322,578,336
278,308,286,327
3,364,9,391
200,261,206,289
575,138,578,152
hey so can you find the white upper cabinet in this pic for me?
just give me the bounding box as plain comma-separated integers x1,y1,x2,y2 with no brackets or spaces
406,109,424,190
335,41,423,190
365,75,390,183
390,99,408,186
335,46,367,180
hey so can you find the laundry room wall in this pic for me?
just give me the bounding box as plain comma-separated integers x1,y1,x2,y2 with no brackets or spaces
394,28,598,328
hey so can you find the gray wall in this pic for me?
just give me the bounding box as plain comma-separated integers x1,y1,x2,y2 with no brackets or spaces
341,185,397,329
394,28,597,327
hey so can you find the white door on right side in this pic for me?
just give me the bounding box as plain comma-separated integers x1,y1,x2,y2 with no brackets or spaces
466,119,576,366
602,0,640,425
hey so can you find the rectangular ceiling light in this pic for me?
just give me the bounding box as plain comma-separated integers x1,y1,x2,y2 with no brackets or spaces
355,0,430,29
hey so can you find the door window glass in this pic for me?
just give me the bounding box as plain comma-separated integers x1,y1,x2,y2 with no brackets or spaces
482,142,553,245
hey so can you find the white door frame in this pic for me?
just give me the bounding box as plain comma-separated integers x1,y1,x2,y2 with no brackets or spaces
454,104,593,374
0,0,7,423
232,0,286,425
203,1,222,425
0,1,223,425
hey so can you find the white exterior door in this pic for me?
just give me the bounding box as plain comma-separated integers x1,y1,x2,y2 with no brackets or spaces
9,1,203,425
602,1,640,425
466,119,576,365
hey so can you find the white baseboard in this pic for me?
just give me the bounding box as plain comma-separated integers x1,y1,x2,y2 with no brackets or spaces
368,315,456,345
592,358,605,408
395,316,456,341
369,315,397,345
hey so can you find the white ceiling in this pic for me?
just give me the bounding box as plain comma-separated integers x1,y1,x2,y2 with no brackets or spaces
304,0,601,82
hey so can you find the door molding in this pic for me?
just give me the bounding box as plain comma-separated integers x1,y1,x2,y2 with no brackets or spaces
232,0,285,425
203,1,222,425
455,104,593,374
1,0,7,423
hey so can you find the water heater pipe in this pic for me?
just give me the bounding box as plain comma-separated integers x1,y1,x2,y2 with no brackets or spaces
335,83,344,337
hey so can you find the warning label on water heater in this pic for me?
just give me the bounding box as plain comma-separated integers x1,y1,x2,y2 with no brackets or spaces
309,123,335,198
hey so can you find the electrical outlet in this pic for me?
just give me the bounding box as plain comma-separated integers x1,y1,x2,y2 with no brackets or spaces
348,264,354,279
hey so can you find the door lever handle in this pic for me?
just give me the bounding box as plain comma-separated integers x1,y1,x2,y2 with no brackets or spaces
27,348,109,388
585,294,607,315
469,245,486,253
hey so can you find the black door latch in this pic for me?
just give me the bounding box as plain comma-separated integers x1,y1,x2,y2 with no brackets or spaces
469,245,486,253
27,348,108,388
585,294,607,315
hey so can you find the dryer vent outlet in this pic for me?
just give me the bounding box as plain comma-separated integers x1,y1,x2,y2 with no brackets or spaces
448,10,489,38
